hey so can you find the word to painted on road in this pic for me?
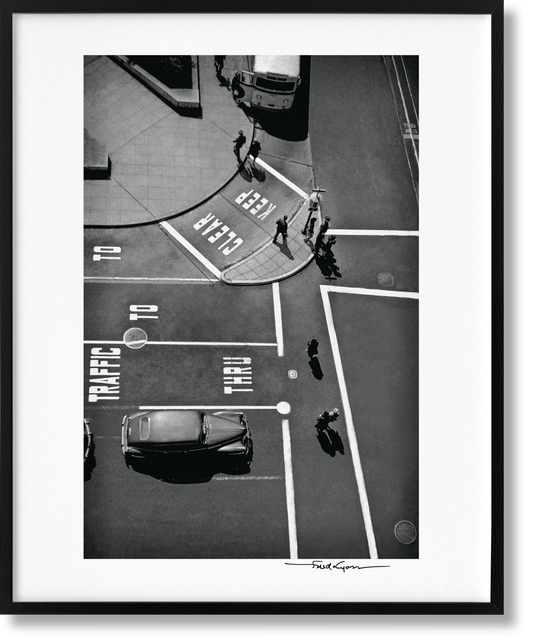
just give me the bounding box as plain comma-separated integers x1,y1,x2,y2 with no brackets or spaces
93,246,121,262
223,357,252,394
130,304,158,321
87,347,121,402
194,214,243,255
235,189,276,220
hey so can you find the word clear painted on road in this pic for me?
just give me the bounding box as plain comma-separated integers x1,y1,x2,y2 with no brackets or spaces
129,304,159,321
223,357,253,395
193,214,243,256
93,246,121,261
87,347,121,402
235,189,276,220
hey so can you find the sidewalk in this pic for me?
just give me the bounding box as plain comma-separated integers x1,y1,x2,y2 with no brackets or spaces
84,55,318,285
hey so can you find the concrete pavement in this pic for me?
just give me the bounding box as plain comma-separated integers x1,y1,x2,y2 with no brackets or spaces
84,55,319,285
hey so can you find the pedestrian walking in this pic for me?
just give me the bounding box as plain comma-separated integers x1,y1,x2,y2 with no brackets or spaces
249,139,261,166
304,217,316,242
273,215,288,243
233,130,246,161
329,408,340,422
315,216,331,251
214,56,226,85
307,336,319,358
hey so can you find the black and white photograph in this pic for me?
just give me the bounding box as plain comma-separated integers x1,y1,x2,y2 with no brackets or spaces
83,54,419,560
4,5,507,617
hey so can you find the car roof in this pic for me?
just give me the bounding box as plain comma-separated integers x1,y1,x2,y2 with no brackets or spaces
130,410,202,444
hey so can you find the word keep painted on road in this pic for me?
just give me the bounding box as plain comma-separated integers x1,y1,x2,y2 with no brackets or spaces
193,214,243,255
93,246,121,261
235,189,277,220
223,357,252,394
88,347,121,402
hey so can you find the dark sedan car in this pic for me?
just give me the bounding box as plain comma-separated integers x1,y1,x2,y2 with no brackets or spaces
121,409,253,472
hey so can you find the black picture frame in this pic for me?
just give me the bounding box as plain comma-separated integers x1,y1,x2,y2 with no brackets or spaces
0,0,503,615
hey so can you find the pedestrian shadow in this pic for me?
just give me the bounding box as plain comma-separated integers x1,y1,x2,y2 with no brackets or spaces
279,242,294,260
314,246,342,280
250,164,266,182
238,163,253,182
308,356,323,380
316,427,345,457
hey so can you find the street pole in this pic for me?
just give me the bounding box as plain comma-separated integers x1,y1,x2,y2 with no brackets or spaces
302,187,326,235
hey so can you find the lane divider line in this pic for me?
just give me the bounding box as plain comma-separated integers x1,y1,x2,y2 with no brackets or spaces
272,282,284,357
282,419,298,560
327,229,419,237
84,277,214,283
253,157,309,199
84,340,277,346
320,286,379,559
159,220,222,279
213,476,284,481
139,406,279,410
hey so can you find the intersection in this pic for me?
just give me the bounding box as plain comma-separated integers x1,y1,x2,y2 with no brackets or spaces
84,55,419,560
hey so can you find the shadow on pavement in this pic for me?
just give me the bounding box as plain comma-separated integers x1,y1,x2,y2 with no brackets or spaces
314,237,342,280
316,427,345,457
308,356,324,380
125,454,252,484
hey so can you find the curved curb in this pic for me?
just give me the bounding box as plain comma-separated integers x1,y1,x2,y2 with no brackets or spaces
221,204,323,286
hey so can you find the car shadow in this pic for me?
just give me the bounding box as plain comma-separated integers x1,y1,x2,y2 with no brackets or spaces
126,455,252,484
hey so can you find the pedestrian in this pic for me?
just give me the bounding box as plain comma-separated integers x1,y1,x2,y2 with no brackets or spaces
273,215,288,243
315,216,331,250
307,336,319,358
249,139,261,166
233,129,246,161
329,408,340,422
215,56,227,87
304,217,316,242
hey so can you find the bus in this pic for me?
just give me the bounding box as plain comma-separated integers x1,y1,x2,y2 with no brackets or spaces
232,55,301,111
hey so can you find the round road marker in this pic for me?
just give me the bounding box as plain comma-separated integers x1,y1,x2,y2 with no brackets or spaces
123,327,148,349
378,272,394,287
394,520,417,544
288,369,298,379
277,401,291,415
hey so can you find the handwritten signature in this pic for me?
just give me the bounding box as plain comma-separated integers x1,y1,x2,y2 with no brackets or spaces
285,561,390,573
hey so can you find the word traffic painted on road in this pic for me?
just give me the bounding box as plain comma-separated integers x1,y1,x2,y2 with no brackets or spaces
223,357,253,395
88,347,121,402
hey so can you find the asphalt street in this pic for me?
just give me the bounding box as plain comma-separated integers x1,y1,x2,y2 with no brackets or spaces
84,55,419,560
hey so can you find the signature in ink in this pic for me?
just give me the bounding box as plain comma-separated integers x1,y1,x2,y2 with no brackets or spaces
285,560,390,573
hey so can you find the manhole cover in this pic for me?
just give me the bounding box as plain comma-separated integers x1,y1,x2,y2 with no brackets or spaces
288,369,298,379
277,401,291,415
394,520,417,544
378,272,394,287
123,327,148,349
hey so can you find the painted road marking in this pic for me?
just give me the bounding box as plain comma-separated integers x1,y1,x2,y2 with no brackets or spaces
391,56,419,165
253,157,309,199
320,285,419,559
84,340,277,347
159,220,221,279
282,419,298,559
327,229,419,237
272,282,284,357
213,476,284,481
320,285,378,559
84,277,214,284
139,405,279,410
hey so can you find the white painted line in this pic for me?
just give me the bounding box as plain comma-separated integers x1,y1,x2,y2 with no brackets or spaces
392,56,419,165
282,419,298,559
213,476,283,481
84,277,213,283
139,406,279,410
272,281,284,357
159,220,222,279
84,340,277,346
253,156,309,199
320,286,378,559
327,229,419,237
324,285,419,300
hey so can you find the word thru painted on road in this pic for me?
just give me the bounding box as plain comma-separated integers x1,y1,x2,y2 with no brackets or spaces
223,356,252,394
